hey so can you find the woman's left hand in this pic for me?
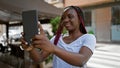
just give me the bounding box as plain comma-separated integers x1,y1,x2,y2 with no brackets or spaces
32,24,55,53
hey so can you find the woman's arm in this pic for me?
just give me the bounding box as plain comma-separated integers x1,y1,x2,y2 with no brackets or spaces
53,45,93,67
28,49,50,63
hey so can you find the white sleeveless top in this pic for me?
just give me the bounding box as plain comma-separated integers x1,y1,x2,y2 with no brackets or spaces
50,34,96,68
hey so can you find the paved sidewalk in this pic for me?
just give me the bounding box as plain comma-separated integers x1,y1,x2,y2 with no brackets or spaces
87,43,120,68
95,43,120,53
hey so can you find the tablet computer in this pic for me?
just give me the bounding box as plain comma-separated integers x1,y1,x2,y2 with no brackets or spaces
22,10,38,45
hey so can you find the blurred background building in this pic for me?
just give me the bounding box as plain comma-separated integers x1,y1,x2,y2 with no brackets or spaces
46,0,120,43
0,0,120,43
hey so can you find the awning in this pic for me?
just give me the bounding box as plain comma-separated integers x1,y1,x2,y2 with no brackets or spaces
0,0,63,23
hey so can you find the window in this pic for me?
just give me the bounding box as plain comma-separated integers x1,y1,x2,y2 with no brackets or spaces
112,6,120,25
84,10,92,26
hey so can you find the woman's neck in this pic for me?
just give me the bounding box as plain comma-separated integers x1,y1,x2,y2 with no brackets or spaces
63,30,84,44
68,30,83,39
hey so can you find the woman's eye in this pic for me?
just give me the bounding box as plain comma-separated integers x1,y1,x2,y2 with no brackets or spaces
62,14,73,20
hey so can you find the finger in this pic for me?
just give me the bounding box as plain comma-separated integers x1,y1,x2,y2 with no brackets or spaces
20,37,25,43
21,43,28,50
34,45,43,49
32,40,41,45
32,34,43,41
21,32,24,36
20,37,28,45
20,46,24,50
38,22,44,34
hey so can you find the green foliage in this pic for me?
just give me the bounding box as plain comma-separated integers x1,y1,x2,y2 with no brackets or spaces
50,16,61,35
50,16,67,35
88,30,94,34
45,55,53,64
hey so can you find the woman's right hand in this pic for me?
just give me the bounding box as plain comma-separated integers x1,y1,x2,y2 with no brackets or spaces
20,32,34,51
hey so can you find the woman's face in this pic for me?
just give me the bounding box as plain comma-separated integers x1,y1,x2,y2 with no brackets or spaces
62,8,80,32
